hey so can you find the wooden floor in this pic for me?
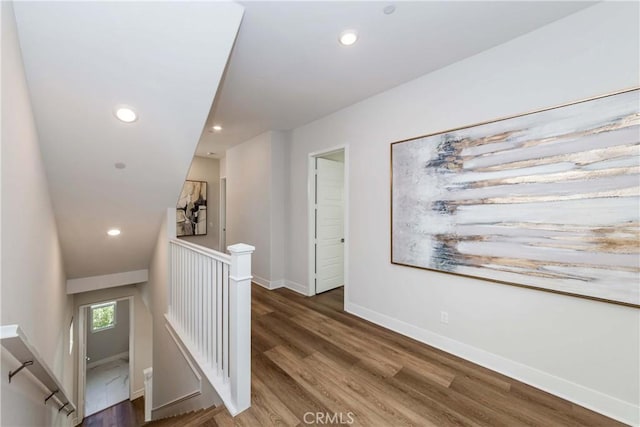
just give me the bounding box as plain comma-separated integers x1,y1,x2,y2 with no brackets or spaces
236,284,622,427
80,397,145,427
81,284,624,426
79,397,224,427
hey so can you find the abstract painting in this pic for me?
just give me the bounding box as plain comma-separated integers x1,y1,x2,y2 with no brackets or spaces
177,180,207,237
391,89,639,307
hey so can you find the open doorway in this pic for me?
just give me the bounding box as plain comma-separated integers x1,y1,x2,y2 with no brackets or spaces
308,147,348,296
77,296,134,419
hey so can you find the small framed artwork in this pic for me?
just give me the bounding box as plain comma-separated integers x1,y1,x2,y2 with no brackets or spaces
177,180,207,236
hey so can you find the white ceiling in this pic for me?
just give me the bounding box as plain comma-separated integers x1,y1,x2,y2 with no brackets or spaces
13,1,244,279
196,1,594,157
11,1,595,280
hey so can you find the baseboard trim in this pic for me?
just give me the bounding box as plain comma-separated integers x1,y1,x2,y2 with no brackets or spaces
131,388,144,400
345,301,638,426
252,276,310,295
270,279,285,289
151,390,201,412
87,351,129,369
284,280,311,296
252,275,285,290
252,274,270,288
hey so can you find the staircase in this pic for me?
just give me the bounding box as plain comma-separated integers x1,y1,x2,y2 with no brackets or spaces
135,209,255,424
81,398,233,427
144,405,231,427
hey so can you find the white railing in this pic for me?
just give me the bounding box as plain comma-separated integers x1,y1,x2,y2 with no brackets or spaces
165,237,254,416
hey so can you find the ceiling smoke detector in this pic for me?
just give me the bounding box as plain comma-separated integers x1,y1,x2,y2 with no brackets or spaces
383,5,396,15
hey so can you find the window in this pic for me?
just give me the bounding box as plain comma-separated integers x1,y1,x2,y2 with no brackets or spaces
91,301,117,332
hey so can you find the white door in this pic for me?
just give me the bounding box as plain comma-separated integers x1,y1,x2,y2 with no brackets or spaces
315,157,344,293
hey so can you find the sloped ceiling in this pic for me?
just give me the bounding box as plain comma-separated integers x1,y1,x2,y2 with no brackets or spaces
196,1,594,157
13,1,244,279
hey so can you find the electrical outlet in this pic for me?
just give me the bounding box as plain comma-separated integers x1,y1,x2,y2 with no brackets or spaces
440,311,449,324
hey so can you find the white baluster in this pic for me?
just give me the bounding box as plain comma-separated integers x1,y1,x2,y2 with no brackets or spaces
196,253,200,352
190,250,195,340
178,248,187,329
173,245,177,320
216,260,222,374
184,249,188,336
205,258,209,360
205,258,214,366
179,246,183,328
223,262,229,381
199,253,204,354
169,243,173,319
182,247,186,330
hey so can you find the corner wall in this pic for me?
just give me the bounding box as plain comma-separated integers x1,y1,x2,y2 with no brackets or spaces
286,3,639,424
225,131,288,287
1,1,74,425
270,131,289,285
227,132,272,283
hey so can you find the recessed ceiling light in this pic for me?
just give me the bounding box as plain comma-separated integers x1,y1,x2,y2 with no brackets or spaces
339,30,358,46
207,152,216,156
114,162,126,169
383,5,396,15
114,106,137,123
212,125,222,132
107,229,121,236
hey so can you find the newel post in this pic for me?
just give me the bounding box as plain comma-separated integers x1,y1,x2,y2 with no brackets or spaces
227,243,255,413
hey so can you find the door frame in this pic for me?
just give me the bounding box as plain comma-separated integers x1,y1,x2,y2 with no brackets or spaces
307,145,349,300
220,177,227,251
77,296,135,422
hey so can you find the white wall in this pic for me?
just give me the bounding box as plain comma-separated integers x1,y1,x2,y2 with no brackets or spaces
178,156,220,251
270,132,289,284
73,286,151,399
86,299,129,363
227,132,271,282
1,1,74,425
286,3,639,424
226,131,288,286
